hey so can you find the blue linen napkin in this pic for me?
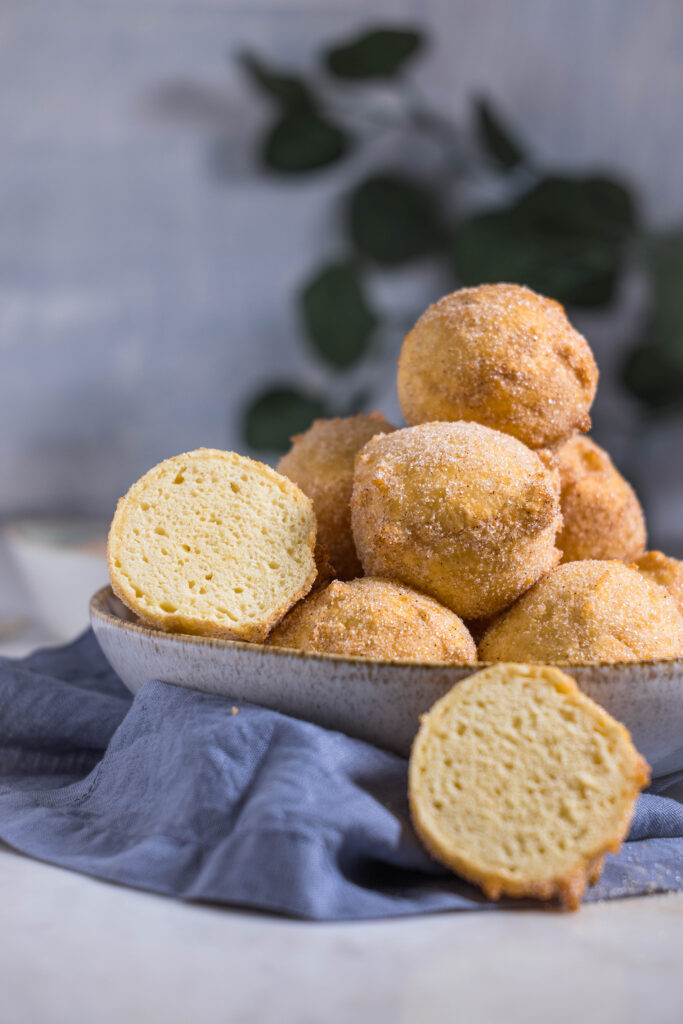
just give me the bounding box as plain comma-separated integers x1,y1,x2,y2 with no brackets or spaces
1,631,682,920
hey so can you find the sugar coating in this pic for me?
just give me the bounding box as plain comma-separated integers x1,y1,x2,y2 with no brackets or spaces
479,560,683,663
108,448,317,642
351,421,562,620
635,551,683,618
268,576,477,663
398,283,598,449
278,413,395,580
555,435,646,562
409,664,650,909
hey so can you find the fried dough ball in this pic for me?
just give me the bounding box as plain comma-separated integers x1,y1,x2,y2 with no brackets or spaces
312,542,336,590
553,435,646,563
634,551,683,618
351,421,562,620
277,413,395,580
479,560,683,664
268,577,477,663
397,284,598,449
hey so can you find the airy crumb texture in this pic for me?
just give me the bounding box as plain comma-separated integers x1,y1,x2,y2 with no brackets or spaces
397,283,598,449
479,560,683,663
635,550,683,618
108,448,317,642
555,435,646,562
278,413,395,580
351,421,562,620
409,664,650,910
268,577,477,663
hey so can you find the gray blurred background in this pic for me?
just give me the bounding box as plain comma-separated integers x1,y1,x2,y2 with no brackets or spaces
2,0,683,550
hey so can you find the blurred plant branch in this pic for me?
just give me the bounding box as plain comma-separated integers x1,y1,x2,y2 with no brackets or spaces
231,24,683,451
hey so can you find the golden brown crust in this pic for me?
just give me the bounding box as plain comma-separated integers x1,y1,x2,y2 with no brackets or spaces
268,576,477,663
108,448,317,643
634,550,683,618
277,413,395,580
311,542,336,591
479,560,683,663
397,284,598,449
555,435,646,562
409,664,650,911
351,421,562,620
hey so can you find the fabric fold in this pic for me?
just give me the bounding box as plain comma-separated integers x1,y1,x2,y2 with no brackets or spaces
1,632,682,920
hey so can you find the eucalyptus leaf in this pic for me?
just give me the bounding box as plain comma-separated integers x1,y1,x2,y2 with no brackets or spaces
325,28,423,79
452,174,637,307
300,262,377,369
263,110,350,172
453,210,619,306
476,98,525,170
621,343,683,413
516,176,637,241
238,52,313,110
348,175,442,265
621,234,683,412
243,387,328,451
647,233,683,354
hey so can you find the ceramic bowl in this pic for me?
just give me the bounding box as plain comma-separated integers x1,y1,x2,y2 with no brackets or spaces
90,586,683,777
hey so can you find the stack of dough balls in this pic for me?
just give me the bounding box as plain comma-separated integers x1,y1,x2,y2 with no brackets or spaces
107,280,683,910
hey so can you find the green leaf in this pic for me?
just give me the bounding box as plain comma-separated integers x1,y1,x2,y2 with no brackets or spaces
300,262,377,369
243,387,328,451
453,210,619,306
238,52,313,110
515,176,637,241
325,28,423,79
621,234,683,412
648,233,683,354
348,175,442,265
262,110,350,172
452,174,638,307
475,98,525,171
621,343,683,413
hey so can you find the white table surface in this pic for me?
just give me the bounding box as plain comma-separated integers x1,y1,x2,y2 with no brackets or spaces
2,553,683,1024
1,842,682,1024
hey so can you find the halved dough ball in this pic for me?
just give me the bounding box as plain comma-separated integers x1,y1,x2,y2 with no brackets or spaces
634,551,683,617
398,284,598,449
268,577,476,663
277,413,395,580
479,560,683,663
555,435,646,562
108,448,316,642
351,421,562,620
409,664,649,909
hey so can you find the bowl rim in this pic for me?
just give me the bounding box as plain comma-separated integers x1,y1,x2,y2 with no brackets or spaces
90,585,683,674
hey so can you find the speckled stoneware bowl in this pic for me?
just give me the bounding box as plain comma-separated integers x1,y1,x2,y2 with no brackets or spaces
90,586,683,777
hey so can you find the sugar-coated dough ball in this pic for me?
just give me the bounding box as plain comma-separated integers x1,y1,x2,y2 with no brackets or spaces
351,421,562,620
398,284,598,449
479,560,683,663
554,435,646,563
277,413,395,580
634,551,683,618
268,577,477,663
